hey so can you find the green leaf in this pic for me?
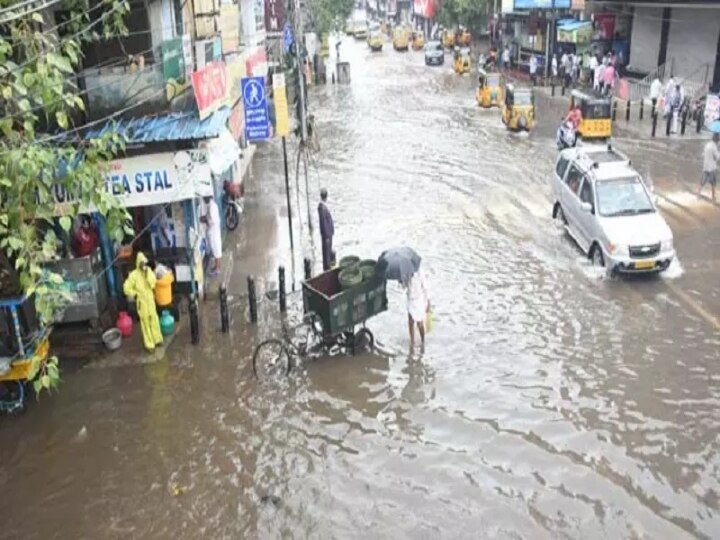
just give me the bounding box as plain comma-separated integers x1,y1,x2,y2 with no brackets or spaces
47,52,73,74
48,363,59,378
59,216,72,231
73,95,85,111
33,379,42,396
31,12,44,23
2,85,11,99
48,272,63,284
56,111,68,129
14,256,25,269
41,374,51,389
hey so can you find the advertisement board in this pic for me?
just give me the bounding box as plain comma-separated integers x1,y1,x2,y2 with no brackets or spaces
191,61,228,120
264,0,285,33
705,94,720,127
413,0,437,19
514,0,570,8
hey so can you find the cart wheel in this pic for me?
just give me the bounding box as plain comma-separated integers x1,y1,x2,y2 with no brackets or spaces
252,339,291,380
352,328,374,355
0,381,26,416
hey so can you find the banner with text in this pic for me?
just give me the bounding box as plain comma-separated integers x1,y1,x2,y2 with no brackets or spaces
264,0,285,34
192,61,228,120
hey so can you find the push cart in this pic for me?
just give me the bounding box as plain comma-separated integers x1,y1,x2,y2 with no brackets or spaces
252,267,388,380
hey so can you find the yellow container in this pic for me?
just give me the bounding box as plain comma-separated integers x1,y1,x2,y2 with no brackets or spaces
154,271,174,307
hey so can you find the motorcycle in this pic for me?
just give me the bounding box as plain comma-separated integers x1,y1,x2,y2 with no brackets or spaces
556,121,578,150
223,181,244,231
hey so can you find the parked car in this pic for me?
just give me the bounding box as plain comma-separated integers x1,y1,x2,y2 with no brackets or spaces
552,145,675,275
424,41,444,66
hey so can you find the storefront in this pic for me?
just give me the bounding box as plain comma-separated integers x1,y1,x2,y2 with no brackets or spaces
590,11,630,64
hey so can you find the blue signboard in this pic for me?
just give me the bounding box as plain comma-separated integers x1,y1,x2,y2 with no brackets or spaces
283,23,294,52
241,76,270,141
514,0,571,8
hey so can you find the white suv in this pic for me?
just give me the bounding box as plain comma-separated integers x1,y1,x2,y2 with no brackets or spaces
552,145,675,274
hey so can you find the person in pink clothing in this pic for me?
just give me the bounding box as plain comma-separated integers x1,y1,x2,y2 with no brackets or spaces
603,63,616,95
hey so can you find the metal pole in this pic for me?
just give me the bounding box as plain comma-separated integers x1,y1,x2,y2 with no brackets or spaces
279,266,287,312
219,285,229,333
302,149,313,233
639,99,644,121
294,0,307,142
625,101,631,122
247,276,258,324
304,257,312,280
651,110,658,137
189,295,200,345
681,109,688,135
282,136,294,253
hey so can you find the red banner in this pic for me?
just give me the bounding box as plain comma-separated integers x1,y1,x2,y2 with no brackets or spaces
264,0,285,33
592,13,615,41
191,62,227,120
413,0,437,19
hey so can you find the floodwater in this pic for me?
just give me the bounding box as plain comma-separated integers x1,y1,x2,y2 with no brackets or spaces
2,37,720,539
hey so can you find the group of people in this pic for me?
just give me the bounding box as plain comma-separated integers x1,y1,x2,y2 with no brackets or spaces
649,75,687,134
550,50,621,95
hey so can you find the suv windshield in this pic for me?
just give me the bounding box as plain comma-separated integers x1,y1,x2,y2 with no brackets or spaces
427,42,442,51
597,177,654,217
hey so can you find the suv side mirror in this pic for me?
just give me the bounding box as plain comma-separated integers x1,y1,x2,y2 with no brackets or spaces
580,201,593,214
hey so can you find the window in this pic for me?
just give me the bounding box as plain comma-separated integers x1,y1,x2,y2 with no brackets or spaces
565,164,583,195
555,156,570,180
580,179,594,211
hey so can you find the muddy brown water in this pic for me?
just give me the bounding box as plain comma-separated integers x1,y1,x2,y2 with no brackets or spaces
1,38,718,539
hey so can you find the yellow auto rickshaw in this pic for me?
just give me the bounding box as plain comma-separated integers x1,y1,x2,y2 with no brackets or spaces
476,68,504,108
453,47,471,75
393,25,410,51
502,84,535,131
442,29,455,50
456,28,471,47
0,295,52,414
412,29,425,51
570,89,613,140
368,27,383,52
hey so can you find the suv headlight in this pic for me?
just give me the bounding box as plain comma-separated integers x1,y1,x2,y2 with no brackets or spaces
661,238,673,252
607,242,628,256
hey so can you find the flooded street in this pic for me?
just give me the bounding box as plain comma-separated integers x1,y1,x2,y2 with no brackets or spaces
2,37,720,539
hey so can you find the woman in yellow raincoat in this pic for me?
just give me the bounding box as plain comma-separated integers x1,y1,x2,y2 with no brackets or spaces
123,252,163,351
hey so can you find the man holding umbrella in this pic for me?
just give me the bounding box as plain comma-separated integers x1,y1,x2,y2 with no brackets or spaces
377,247,432,347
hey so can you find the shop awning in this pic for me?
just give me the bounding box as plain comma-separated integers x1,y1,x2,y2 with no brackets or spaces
81,106,233,144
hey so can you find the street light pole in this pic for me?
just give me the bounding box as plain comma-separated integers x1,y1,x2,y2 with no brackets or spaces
293,0,308,143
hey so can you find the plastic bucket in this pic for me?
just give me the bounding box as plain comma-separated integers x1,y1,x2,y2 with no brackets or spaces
338,255,360,269
339,266,363,290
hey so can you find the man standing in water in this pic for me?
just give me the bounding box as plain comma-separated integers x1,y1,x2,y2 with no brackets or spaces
698,133,719,202
406,270,431,347
318,188,334,271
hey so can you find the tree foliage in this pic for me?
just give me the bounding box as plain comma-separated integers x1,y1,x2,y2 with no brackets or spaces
437,0,489,34
0,0,131,394
306,0,355,36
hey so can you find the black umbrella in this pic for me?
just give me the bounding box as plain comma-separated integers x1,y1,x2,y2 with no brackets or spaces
376,247,421,285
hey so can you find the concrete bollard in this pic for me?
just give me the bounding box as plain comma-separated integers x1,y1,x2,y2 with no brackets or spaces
639,100,644,121
651,111,658,138
303,258,312,280
219,286,229,333
551,82,555,97
612,101,618,121
189,295,200,345
666,112,672,136
278,266,286,313
681,109,688,135
696,111,703,133
561,84,565,96
625,101,631,122
247,276,258,324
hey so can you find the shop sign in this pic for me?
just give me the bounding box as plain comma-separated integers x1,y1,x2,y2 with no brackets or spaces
413,0,437,19
192,61,228,120
242,76,270,141
501,0,513,13
272,73,290,137
513,0,570,8
161,37,185,81
225,55,247,106
228,99,245,141
43,151,212,213
571,0,585,10
220,4,241,53
245,46,268,77
264,0,285,34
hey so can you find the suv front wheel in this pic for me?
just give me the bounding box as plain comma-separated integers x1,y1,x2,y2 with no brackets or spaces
590,244,605,267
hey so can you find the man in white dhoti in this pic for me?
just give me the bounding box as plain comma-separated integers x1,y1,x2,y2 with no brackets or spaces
405,270,431,347
200,196,222,277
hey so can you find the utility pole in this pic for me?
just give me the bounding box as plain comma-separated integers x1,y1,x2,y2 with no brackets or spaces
293,0,308,142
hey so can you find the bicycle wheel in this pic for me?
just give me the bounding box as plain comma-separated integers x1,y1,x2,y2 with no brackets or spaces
225,202,239,231
252,339,291,380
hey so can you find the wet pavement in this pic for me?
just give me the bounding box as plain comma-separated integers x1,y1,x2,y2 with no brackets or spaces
1,36,720,539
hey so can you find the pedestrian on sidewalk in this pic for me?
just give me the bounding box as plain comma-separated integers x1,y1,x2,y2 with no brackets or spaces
589,53,598,89
529,54,538,86
571,53,580,85
405,270,431,347
502,46,510,73
199,195,222,277
603,61,616,96
562,53,572,88
650,76,663,115
669,84,683,133
318,188,334,271
123,253,163,352
595,61,605,93
551,54,558,82
698,134,719,202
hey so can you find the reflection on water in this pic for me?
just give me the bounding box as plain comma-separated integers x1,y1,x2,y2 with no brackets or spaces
0,38,718,539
